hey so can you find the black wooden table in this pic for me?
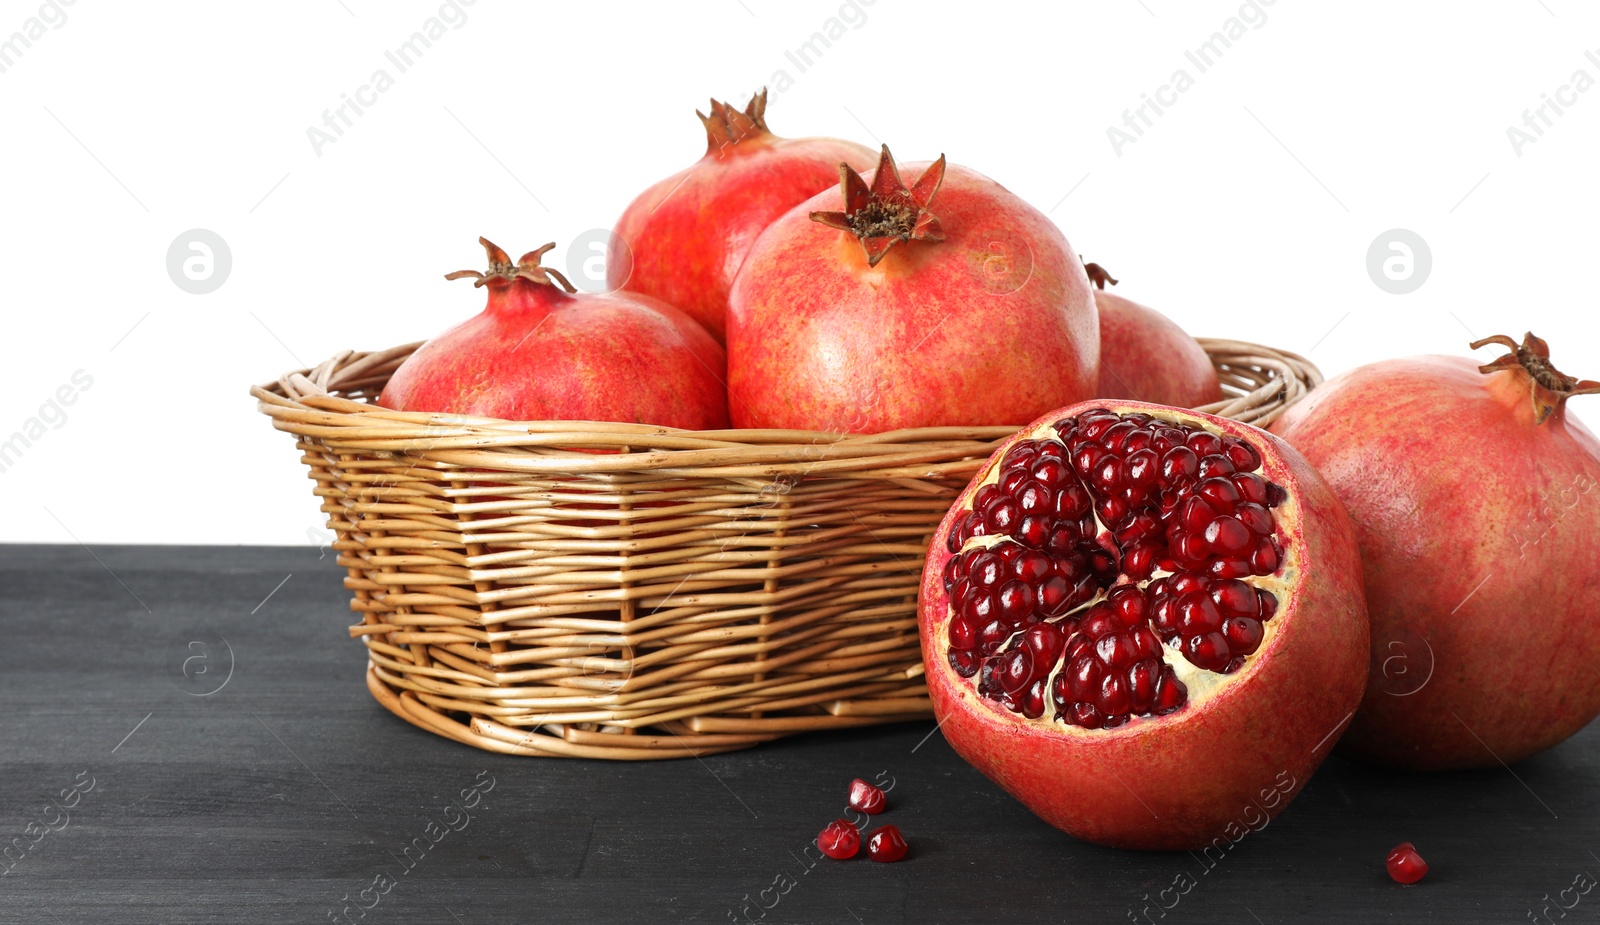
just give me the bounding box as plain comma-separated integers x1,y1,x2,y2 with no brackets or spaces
1,544,1593,924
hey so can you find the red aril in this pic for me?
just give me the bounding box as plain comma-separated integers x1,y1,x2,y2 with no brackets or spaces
1085,262,1222,408
817,819,860,860
866,826,908,863
726,145,1099,432
1271,333,1600,770
1386,842,1428,884
847,778,886,815
379,238,729,429
609,89,874,342
919,402,1368,850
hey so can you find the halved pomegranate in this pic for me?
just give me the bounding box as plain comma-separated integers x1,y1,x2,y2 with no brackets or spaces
918,402,1368,850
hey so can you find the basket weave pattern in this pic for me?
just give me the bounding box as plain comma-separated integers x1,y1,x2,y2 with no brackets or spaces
253,339,1320,759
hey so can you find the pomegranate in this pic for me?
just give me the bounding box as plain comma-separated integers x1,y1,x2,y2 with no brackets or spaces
865,826,908,862
919,402,1367,850
817,819,859,860
847,778,886,815
726,145,1099,432
1271,332,1600,770
1386,842,1428,884
608,89,874,342
1085,262,1223,408
379,238,729,429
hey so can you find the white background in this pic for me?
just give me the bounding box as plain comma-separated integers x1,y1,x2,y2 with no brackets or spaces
2,0,1596,545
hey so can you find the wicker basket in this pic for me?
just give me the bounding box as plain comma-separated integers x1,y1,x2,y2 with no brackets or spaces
252,339,1320,759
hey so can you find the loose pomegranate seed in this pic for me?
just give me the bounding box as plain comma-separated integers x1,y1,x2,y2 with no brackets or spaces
1386,842,1428,884
866,825,908,862
941,411,1288,730
847,778,886,815
818,819,860,860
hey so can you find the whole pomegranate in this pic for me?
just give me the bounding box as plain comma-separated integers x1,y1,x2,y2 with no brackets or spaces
1085,262,1223,408
919,402,1368,850
726,145,1099,432
608,89,874,342
1271,333,1600,770
379,238,729,429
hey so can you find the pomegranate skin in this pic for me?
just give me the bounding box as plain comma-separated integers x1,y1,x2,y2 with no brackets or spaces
1095,289,1223,408
727,157,1099,432
919,401,1368,850
380,244,729,429
1271,352,1600,770
609,91,874,342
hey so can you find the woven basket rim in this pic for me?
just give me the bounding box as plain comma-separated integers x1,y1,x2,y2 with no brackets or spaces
252,337,1323,454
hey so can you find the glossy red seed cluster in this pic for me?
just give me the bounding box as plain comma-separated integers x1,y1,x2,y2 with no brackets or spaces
941,410,1287,729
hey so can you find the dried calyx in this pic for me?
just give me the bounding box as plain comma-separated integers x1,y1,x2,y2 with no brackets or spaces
446,237,576,292
1473,331,1599,425
811,144,947,267
698,88,772,154
1084,261,1119,290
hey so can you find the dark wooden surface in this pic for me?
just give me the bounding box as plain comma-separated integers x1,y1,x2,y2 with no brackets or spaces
0,544,1594,924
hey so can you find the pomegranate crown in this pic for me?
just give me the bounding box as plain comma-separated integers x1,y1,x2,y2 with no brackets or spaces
810,144,947,267
697,88,771,155
445,237,576,292
1084,261,1119,290
1473,331,1599,425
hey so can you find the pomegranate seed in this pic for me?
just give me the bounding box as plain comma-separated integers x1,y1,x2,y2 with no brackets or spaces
1197,454,1236,480
948,615,977,650
948,649,978,677
1204,515,1253,556
1386,842,1428,884
939,410,1288,730
848,778,887,815
864,826,908,862
1223,617,1264,656
818,819,859,859
1187,431,1224,456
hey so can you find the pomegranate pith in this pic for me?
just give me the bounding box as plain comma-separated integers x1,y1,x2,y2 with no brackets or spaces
1272,332,1600,770
1386,842,1428,884
920,401,1368,850
817,819,859,860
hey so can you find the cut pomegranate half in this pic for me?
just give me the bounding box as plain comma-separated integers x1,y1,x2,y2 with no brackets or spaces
940,407,1289,726
919,402,1368,850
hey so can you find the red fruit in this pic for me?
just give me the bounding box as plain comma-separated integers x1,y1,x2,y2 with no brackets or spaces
726,145,1099,432
1085,262,1222,408
865,825,908,863
847,778,886,815
609,89,874,342
920,402,1368,850
818,819,860,860
1386,842,1428,884
379,238,729,429
1272,333,1600,770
